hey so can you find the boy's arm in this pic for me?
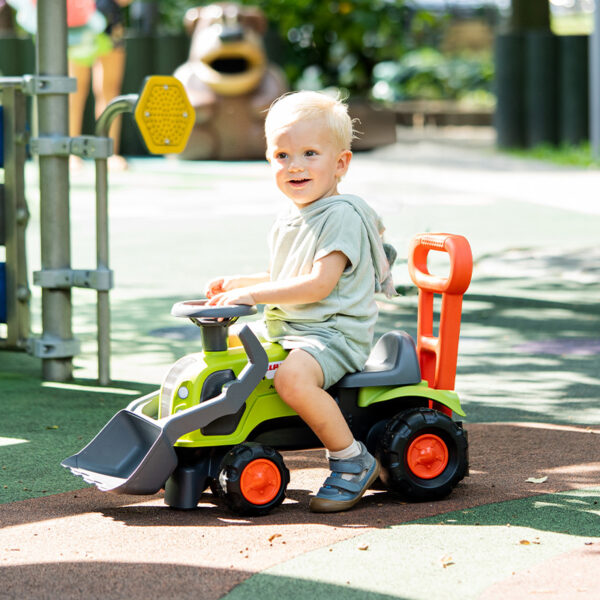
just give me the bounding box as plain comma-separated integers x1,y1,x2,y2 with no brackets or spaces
207,252,348,306
205,272,270,298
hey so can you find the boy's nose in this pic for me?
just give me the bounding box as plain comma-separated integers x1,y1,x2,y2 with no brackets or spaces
288,158,304,172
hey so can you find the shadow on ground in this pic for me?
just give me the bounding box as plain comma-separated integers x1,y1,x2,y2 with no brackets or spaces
0,561,405,600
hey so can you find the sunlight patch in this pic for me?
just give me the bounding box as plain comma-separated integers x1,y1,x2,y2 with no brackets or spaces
514,338,600,356
41,382,140,395
0,437,29,447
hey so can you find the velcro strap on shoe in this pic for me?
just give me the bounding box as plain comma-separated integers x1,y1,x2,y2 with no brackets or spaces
323,476,361,493
328,459,363,475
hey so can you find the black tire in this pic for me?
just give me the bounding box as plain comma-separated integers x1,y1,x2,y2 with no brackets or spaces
377,407,468,501
212,442,290,516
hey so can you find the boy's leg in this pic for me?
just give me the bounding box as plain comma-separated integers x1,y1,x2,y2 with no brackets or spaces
273,349,353,451
274,349,380,512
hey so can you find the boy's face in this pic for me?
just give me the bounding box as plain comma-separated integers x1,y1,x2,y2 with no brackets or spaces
266,117,352,208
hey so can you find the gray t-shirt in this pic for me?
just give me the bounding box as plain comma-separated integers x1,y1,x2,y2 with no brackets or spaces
263,194,381,387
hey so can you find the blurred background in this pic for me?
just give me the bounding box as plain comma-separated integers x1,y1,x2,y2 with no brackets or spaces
0,0,594,159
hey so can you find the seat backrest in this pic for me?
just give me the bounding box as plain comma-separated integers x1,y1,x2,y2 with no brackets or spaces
336,331,421,389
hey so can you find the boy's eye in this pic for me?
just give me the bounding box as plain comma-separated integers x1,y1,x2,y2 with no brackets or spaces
305,150,318,157
275,152,288,159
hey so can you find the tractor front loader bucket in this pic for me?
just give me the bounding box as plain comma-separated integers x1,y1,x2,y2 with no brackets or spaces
61,410,178,494
61,325,268,495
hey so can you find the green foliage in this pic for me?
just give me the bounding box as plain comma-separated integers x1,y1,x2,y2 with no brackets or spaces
152,0,444,95
508,143,600,168
243,0,411,93
371,47,494,103
152,1,496,100
155,0,196,33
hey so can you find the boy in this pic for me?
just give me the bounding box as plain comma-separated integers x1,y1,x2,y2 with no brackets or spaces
206,91,395,513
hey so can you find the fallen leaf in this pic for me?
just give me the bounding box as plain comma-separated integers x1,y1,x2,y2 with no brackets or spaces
45,425,59,430
526,476,548,484
441,555,455,568
268,533,282,543
357,544,369,551
520,540,531,545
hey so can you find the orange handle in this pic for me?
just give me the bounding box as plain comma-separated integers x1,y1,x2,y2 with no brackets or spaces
408,233,472,295
407,234,472,416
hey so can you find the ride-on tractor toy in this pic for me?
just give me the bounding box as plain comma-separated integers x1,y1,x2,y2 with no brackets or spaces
63,233,472,516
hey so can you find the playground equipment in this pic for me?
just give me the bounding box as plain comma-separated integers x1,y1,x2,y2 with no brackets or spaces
63,233,473,516
70,74,194,385
1,2,194,384
0,71,194,383
0,81,30,350
1,67,193,385
29,72,194,385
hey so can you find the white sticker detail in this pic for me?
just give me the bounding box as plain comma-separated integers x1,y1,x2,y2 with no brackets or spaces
265,361,283,379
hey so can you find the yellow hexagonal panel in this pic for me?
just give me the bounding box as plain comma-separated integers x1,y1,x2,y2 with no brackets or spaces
134,76,195,154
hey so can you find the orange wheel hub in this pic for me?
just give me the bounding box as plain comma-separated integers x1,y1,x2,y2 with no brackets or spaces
240,458,282,505
406,433,449,479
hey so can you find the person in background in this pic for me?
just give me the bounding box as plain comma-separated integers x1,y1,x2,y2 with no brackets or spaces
130,0,157,34
69,0,133,171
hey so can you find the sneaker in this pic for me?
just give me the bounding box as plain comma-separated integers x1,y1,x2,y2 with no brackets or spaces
309,442,380,513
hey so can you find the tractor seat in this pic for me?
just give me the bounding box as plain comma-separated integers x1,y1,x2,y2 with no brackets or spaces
336,331,422,389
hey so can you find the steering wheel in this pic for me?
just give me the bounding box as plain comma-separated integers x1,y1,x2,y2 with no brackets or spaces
171,299,257,325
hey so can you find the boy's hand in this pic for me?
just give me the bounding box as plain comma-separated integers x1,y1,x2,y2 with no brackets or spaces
205,272,270,299
206,288,256,307
205,276,236,298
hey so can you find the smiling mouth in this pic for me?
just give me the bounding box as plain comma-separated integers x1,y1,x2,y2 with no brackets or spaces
289,178,310,186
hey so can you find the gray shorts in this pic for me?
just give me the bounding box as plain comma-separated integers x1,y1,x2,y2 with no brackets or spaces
265,321,368,389
231,320,369,388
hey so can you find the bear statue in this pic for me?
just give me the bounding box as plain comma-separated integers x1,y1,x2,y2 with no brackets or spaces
174,2,288,160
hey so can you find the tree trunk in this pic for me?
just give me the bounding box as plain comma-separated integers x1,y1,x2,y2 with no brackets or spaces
510,0,550,31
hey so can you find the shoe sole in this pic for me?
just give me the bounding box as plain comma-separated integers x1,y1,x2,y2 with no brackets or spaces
309,459,381,513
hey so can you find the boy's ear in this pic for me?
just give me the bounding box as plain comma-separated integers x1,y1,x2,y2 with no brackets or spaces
336,150,352,178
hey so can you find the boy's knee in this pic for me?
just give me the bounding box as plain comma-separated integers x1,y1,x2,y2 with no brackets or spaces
273,350,323,404
273,362,303,400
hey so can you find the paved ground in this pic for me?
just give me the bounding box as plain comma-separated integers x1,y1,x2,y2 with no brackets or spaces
1,126,599,599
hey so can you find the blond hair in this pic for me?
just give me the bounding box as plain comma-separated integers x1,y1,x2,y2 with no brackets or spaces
265,91,355,153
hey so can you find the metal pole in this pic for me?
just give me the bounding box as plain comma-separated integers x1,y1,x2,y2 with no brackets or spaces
591,0,600,158
94,94,137,385
37,0,73,381
0,85,30,349
95,154,110,386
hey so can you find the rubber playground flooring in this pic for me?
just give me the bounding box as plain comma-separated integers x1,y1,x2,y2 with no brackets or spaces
1,129,600,598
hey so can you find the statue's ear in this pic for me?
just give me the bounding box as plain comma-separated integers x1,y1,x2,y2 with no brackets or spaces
241,8,267,36
183,7,202,36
